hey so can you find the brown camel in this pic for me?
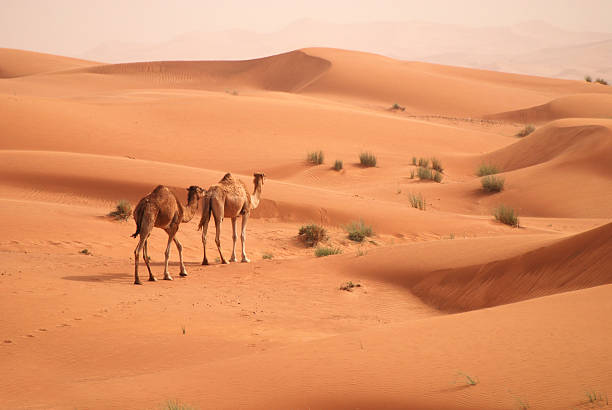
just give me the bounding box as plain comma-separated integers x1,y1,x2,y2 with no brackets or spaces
131,185,204,285
198,173,264,265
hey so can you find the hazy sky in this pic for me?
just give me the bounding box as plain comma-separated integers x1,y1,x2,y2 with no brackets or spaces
2,0,611,57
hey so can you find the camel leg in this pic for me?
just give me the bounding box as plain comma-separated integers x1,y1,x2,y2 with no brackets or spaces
133,236,145,285
229,217,238,262
162,228,176,280
214,213,228,264
174,237,188,277
143,239,156,282
240,213,250,263
201,217,210,265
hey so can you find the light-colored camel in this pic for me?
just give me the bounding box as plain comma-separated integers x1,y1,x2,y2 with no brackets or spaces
131,185,204,285
198,172,264,265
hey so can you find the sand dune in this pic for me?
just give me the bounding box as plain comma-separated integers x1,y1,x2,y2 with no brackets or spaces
1,47,612,409
0,48,98,78
487,93,612,123
412,222,612,312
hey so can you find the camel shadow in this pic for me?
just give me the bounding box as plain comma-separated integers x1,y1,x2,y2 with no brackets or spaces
62,272,132,283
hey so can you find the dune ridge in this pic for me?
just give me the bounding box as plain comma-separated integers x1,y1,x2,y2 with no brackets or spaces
0,48,98,78
411,222,612,312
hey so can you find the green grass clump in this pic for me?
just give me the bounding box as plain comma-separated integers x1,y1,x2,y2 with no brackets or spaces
315,246,342,257
408,193,426,210
516,124,535,137
417,166,432,180
333,159,343,171
494,205,519,227
346,220,373,242
476,163,499,176
585,75,592,83
431,157,444,172
481,175,505,192
456,372,479,386
432,171,443,183
262,252,274,260
298,224,327,247
586,390,608,405
359,152,377,167
163,400,196,410
307,150,324,165
411,156,417,165
108,199,132,221
417,157,429,168
595,78,608,85
390,103,405,111
339,281,361,291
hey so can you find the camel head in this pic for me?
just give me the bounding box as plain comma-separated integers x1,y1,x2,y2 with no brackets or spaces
253,172,265,187
186,185,205,204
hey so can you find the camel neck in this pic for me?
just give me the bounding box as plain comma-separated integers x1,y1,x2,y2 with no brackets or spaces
251,181,262,209
182,195,199,223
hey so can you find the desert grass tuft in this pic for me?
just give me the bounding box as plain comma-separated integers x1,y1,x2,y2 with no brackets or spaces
417,157,429,168
456,372,479,386
262,252,274,260
586,390,608,405
411,156,417,165
408,193,426,210
80,249,92,255
298,224,327,247
315,246,342,257
108,199,132,221
476,163,499,176
516,124,535,137
432,171,443,183
431,157,444,172
359,152,377,167
417,166,432,180
481,175,505,192
410,169,415,179
390,103,405,111
585,75,592,83
595,78,609,85
494,205,519,227
307,150,324,165
163,400,197,410
345,220,373,242
333,159,343,171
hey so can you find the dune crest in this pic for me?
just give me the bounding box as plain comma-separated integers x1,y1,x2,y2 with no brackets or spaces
0,48,98,78
412,222,612,312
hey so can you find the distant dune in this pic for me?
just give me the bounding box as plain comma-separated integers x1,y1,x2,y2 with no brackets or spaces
0,48,98,78
78,19,612,80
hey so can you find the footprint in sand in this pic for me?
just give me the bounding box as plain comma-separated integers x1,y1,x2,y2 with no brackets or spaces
38,328,47,332
4,340,13,344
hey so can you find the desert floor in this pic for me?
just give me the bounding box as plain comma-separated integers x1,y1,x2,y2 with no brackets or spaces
1,47,612,409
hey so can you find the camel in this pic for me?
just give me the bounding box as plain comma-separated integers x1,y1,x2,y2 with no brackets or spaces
198,172,265,265
131,185,204,285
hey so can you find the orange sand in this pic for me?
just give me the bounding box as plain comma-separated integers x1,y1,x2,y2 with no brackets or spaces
1,47,611,409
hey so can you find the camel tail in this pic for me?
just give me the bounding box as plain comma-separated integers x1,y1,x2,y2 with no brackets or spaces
131,201,145,238
198,193,212,231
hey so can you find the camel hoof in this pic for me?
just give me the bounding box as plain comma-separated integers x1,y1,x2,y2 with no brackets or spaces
229,258,237,263
179,272,188,277
134,280,143,285
241,258,250,263
221,260,229,265
163,275,173,281
148,277,157,282
202,260,209,266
